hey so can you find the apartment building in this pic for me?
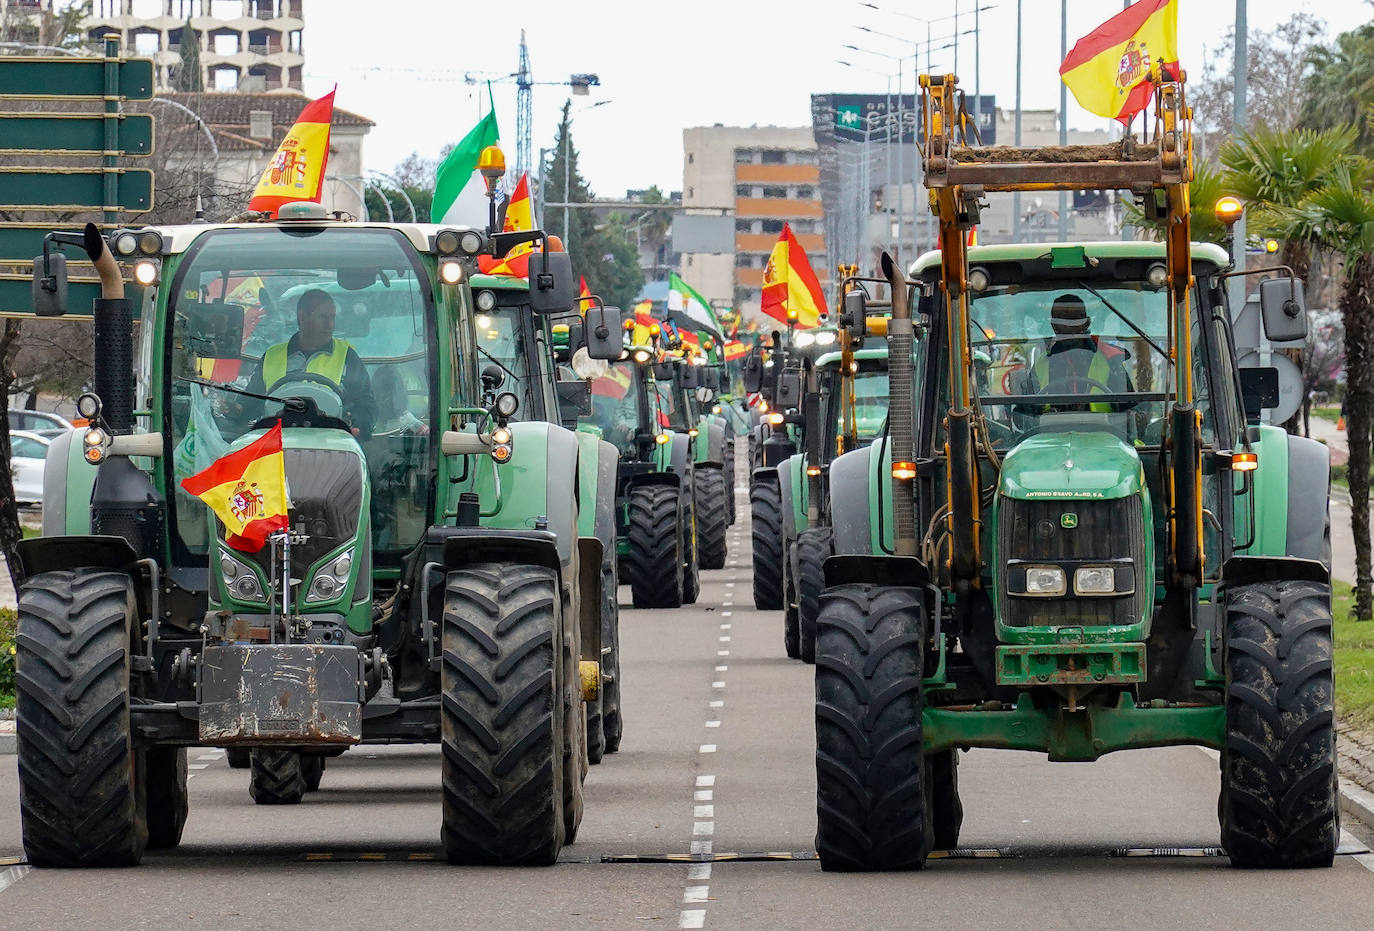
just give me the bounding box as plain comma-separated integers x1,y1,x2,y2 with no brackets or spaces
85,0,305,92
681,125,826,321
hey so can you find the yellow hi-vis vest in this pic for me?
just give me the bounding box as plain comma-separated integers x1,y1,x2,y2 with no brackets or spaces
262,338,351,392
1031,346,1114,413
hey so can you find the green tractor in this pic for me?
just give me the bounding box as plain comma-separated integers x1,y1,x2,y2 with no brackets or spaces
814,76,1338,871
16,210,606,866
579,342,701,609
745,336,802,610
778,319,890,662
464,273,625,763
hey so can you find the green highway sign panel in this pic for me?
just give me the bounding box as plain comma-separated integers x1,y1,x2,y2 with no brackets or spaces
0,224,91,264
0,278,106,319
0,112,153,156
0,169,153,212
0,57,154,100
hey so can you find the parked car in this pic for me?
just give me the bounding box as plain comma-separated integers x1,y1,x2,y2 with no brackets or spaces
9,429,50,506
8,409,73,434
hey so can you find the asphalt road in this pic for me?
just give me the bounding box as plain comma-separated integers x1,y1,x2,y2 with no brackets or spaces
3,489,1374,929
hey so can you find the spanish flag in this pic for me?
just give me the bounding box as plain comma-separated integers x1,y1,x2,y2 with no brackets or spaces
723,339,748,362
1059,0,1179,124
629,299,660,346
502,173,533,232
578,275,592,304
761,223,826,329
180,422,290,552
248,89,335,217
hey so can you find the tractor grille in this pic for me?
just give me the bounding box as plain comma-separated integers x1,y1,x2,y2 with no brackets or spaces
997,495,1146,628
230,448,364,577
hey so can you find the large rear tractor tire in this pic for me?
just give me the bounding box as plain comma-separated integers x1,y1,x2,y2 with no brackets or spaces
562,583,585,844
724,442,737,526
599,562,624,755
626,484,684,609
681,495,701,606
695,466,729,570
225,748,251,769
1220,580,1339,869
783,541,800,659
301,754,326,793
144,747,189,849
927,749,963,851
15,570,148,867
440,563,565,866
249,749,306,805
815,584,929,871
795,527,834,665
751,476,784,610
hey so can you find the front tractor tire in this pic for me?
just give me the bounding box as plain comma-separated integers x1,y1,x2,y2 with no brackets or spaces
751,476,784,610
815,584,930,871
1220,579,1339,869
795,527,834,665
695,466,729,570
440,563,566,866
249,749,306,805
15,570,149,867
625,484,684,609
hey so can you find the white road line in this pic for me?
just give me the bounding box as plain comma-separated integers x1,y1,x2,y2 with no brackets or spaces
688,863,712,880
195,752,221,761
715,665,728,671
684,886,710,903
693,822,715,835
710,700,724,708
0,866,32,895
725,582,735,587
700,744,717,753
717,650,730,656
691,840,713,854
188,763,210,770
712,681,726,688
694,805,715,818
720,623,731,629
696,775,715,787
722,611,732,617
695,790,713,801
705,721,721,728
719,636,731,642
680,909,706,928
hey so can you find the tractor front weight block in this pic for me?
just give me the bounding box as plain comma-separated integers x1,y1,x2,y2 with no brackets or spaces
198,643,364,745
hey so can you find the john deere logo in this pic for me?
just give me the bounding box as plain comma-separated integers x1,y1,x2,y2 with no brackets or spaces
1061,512,1078,529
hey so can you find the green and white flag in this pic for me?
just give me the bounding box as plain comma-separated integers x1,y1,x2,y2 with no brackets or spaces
667,272,722,336
431,103,500,225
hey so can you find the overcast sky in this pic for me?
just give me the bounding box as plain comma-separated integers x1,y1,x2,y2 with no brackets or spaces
304,0,1369,198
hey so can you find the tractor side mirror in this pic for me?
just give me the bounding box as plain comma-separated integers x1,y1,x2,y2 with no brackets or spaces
32,252,69,317
563,319,586,354
530,250,576,315
185,301,246,359
742,352,764,394
704,367,721,391
653,361,674,381
682,364,701,390
842,290,867,341
585,303,622,360
1238,366,1279,423
556,377,593,423
1259,277,1306,343
776,371,802,410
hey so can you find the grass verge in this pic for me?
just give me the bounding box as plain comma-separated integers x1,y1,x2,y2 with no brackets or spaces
0,606,13,710
1333,586,1374,729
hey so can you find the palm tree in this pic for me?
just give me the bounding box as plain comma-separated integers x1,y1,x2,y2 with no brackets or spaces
1302,23,1374,153
1272,163,1374,619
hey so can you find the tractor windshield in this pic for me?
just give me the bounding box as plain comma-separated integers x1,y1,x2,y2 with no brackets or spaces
656,371,692,432
965,281,1173,447
165,226,437,558
584,361,643,456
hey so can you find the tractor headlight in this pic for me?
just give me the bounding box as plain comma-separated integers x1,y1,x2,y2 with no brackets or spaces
815,330,837,346
111,230,140,256
305,547,355,604
1074,566,1117,595
219,549,266,603
475,289,497,311
439,259,464,285
794,331,815,348
133,260,159,286
1024,566,1066,596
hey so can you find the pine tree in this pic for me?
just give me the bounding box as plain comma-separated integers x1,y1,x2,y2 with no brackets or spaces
174,19,203,92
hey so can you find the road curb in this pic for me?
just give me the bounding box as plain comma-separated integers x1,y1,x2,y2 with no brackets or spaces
1342,779,1374,830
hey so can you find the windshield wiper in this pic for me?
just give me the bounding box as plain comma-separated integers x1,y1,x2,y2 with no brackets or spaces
1073,279,1169,360
475,344,521,385
177,375,306,411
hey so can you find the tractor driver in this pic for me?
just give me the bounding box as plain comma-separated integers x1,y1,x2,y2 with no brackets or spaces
245,288,377,437
1023,293,1131,409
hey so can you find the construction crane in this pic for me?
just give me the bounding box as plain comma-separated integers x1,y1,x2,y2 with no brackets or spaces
464,30,600,181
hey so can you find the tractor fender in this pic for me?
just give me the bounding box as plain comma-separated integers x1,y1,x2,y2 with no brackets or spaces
592,439,619,556
778,453,806,544
1285,434,1331,566
574,431,619,555
577,536,604,664
822,553,931,589
703,421,726,466
669,432,693,479
476,421,581,568
750,462,780,485
441,528,565,577
625,470,681,491
828,445,876,555
40,428,97,537
1219,555,1329,589
13,534,142,585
